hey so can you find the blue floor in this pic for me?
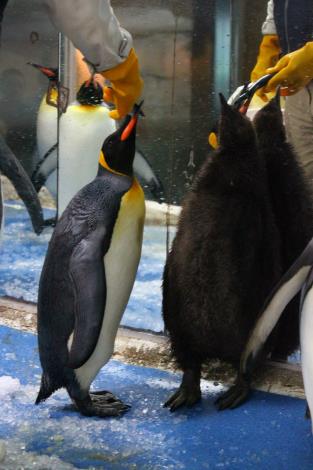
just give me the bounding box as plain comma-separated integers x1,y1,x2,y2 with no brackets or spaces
0,325,312,469
0,201,172,333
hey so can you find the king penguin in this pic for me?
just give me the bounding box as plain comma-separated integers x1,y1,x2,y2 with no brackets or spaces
30,64,163,207
36,104,145,417
216,95,313,411
29,63,116,213
162,95,281,412
253,93,313,360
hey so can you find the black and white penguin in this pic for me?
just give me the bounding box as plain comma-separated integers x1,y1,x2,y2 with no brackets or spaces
0,135,44,235
216,95,313,410
36,105,145,417
29,63,117,214
29,64,58,197
30,65,163,207
162,95,281,411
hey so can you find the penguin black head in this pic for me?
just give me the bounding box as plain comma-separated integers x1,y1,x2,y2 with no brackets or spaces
76,78,103,105
253,89,285,144
28,63,58,107
98,102,143,177
218,93,256,151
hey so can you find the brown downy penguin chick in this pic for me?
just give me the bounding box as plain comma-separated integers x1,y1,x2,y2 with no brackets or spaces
163,95,281,412
216,93,313,410
254,92,313,359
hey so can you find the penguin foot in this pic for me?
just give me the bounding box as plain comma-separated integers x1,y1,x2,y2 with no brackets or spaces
164,386,201,412
164,368,201,412
215,378,250,411
90,390,128,407
73,393,130,418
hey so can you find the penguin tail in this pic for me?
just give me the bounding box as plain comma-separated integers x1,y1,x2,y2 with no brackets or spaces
35,373,60,404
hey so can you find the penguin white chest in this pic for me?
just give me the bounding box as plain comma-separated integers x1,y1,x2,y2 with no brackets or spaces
75,179,145,390
300,285,313,432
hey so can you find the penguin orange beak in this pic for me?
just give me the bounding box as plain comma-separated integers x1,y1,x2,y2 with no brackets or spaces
120,101,144,141
120,115,138,141
28,62,58,80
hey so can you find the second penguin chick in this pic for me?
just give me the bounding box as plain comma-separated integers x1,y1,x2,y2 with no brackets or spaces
253,94,313,359
216,94,313,411
162,95,281,412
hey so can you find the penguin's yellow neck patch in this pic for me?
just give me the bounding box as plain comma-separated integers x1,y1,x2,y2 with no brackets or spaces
46,86,58,107
99,151,125,176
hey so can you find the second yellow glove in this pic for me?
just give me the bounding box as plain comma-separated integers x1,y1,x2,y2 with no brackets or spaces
265,41,313,96
102,48,143,120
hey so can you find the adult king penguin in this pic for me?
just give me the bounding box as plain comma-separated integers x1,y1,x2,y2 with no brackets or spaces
36,104,145,417
30,64,163,207
29,63,116,213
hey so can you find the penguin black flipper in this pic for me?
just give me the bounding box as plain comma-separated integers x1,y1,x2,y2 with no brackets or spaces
216,237,313,410
67,223,108,369
0,136,44,234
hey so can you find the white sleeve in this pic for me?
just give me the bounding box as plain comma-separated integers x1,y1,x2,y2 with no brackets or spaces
261,0,277,35
42,0,133,71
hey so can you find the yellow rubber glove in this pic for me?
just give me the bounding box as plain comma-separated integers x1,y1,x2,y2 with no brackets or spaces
250,35,281,101
101,48,143,120
265,41,313,96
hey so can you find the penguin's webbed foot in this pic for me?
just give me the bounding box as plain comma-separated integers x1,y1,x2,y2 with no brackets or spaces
164,368,201,412
164,385,201,412
90,389,119,400
74,392,130,418
215,376,250,411
90,390,128,405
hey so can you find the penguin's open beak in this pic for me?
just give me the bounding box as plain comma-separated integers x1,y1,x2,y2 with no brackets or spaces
120,101,144,141
28,62,58,81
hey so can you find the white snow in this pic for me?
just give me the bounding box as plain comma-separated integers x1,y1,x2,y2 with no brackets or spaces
0,376,21,399
0,439,76,470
